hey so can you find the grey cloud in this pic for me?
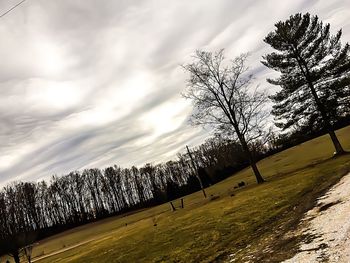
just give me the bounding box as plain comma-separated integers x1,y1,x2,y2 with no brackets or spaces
0,84,186,184
0,0,349,185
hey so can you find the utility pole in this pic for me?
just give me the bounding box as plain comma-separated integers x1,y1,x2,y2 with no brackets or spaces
186,145,207,198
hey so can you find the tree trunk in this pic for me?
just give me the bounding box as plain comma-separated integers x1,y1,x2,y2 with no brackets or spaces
236,132,265,184
250,159,265,184
328,130,345,155
294,51,345,155
226,107,265,184
186,146,207,198
307,79,345,155
12,250,20,263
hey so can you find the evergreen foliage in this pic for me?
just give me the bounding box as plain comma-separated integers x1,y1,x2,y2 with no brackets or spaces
262,13,350,153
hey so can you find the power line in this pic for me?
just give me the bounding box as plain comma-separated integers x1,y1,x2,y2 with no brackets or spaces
0,0,27,19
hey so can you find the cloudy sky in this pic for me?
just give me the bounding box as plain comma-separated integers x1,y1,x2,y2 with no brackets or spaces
0,0,349,185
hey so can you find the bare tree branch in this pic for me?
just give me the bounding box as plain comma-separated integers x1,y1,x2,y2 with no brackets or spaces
182,49,268,184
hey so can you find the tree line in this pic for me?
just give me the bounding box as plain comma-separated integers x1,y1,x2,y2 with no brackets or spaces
1,12,350,262
0,137,270,262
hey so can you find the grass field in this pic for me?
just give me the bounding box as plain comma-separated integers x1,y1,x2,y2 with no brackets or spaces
3,126,350,263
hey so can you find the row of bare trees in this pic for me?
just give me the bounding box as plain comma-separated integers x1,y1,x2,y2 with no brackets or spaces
0,138,267,262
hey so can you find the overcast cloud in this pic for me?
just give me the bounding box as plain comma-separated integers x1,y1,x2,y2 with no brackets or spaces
0,0,349,185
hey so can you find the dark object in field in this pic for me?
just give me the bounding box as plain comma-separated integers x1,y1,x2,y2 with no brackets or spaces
238,181,246,187
152,217,157,227
170,201,176,211
318,200,342,212
180,198,184,208
209,195,220,201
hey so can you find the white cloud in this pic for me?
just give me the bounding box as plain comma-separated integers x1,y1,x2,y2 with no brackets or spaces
0,0,349,185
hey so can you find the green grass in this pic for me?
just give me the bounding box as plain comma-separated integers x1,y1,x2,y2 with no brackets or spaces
4,127,350,263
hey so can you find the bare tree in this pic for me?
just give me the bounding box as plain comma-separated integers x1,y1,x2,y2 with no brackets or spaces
183,50,268,184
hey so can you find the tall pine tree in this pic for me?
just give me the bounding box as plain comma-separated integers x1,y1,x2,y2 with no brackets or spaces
262,13,350,155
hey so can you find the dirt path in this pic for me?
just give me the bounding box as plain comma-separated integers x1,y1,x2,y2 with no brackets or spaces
283,172,350,262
